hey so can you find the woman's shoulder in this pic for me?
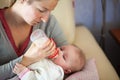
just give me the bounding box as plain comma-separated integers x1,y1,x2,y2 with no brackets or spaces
48,14,58,23
46,14,60,29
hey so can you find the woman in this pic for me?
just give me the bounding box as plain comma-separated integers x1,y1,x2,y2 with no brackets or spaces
0,0,68,79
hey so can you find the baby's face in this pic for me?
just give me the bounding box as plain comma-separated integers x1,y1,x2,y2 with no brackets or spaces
52,45,79,72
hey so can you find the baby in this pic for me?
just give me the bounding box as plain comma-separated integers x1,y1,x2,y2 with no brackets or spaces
11,44,86,80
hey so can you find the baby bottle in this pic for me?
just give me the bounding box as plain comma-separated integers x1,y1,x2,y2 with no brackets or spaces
30,29,59,59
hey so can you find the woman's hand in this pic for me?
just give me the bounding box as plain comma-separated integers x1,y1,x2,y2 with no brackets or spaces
21,39,56,66
41,39,56,57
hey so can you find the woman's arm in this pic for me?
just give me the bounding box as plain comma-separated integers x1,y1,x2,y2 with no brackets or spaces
0,39,55,80
0,56,23,80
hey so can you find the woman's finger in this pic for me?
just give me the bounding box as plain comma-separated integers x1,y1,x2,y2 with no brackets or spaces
42,39,56,55
45,39,55,52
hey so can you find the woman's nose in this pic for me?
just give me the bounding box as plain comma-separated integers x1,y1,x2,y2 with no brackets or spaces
41,11,50,22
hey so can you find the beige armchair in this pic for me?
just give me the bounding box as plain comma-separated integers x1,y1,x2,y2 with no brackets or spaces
0,0,119,80
52,0,119,80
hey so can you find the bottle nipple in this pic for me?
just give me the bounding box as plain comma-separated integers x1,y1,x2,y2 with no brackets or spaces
48,48,59,59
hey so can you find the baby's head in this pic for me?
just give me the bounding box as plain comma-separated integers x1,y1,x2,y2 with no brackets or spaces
52,44,86,74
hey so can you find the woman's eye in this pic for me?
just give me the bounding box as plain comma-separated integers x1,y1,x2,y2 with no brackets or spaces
39,9,45,13
36,8,45,13
39,9,48,13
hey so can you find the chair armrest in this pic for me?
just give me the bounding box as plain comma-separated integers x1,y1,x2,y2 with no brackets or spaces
73,26,119,80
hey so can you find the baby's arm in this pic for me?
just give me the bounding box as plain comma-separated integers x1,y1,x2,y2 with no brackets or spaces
13,63,30,79
13,63,48,80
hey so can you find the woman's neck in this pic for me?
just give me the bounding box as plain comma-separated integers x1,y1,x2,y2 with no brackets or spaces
5,9,28,28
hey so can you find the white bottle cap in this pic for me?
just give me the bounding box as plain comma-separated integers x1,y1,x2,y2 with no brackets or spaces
30,29,48,48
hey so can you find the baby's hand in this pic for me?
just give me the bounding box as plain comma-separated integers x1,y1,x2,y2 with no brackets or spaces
13,63,27,75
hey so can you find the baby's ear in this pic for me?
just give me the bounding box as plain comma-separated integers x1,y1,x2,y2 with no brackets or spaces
64,69,71,74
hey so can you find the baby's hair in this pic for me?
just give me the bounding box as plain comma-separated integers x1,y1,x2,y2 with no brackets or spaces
70,44,86,73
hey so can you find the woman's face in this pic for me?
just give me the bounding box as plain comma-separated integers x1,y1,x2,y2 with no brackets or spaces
21,0,58,25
